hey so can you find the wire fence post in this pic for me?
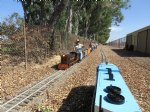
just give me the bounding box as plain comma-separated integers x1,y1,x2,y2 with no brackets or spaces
59,34,61,52
23,21,27,70
65,32,68,53
0,77,2,104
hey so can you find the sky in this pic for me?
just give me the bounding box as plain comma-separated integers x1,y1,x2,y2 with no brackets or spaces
0,0,23,21
0,0,150,42
108,0,150,42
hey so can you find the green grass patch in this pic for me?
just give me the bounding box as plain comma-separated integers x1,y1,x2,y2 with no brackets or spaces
1,47,23,54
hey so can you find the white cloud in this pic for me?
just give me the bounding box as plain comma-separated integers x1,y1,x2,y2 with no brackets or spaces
109,26,122,32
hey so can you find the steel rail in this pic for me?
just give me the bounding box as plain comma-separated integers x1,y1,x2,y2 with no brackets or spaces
100,47,108,63
0,60,81,112
0,49,89,112
0,70,64,112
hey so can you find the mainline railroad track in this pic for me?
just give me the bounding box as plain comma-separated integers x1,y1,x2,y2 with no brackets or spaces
0,62,80,112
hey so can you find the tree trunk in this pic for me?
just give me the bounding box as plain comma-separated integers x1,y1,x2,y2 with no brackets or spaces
85,20,89,38
48,0,69,52
49,30,55,51
67,5,73,33
75,13,79,35
48,0,69,28
20,1,31,24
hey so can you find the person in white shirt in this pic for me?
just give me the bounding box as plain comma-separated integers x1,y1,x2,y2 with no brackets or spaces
74,39,84,62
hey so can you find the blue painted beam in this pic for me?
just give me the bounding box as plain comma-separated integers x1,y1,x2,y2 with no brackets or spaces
94,63,141,112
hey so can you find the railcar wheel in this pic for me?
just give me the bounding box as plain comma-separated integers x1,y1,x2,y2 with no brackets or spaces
105,85,121,94
106,93,125,104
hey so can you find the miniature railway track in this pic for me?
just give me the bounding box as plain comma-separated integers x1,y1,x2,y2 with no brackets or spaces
0,70,65,112
100,47,108,63
0,61,78,112
0,48,91,112
0,60,80,112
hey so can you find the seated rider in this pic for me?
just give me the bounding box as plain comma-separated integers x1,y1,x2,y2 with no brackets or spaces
89,41,94,52
74,39,84,61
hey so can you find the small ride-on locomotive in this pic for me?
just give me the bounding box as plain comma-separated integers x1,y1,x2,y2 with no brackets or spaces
58,52,80,70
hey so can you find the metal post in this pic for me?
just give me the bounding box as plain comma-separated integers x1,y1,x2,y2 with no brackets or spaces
99,95,103,112
23,21,27,70
0,77,3,104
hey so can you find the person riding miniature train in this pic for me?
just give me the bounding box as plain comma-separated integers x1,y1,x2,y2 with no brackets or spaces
89,41,98,52
74,39,84,62
89,41,95,52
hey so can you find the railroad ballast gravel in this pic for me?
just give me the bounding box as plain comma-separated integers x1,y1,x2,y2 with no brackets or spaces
45,46,150,112
103,46,150,112
1,55,60,103
17,45,150,112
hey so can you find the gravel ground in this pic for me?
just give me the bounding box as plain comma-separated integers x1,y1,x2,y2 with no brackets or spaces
38,45,149,112
44,47,101,112
0,55,60,103
3,45,150,112
19,46,100,112
104,46,150,112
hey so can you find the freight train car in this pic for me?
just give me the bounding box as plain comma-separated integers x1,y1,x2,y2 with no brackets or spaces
126,25,150,54
108,37,126,49
92,63,141,112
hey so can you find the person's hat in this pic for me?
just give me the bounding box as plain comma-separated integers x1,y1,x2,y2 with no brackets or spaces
76,39,80,42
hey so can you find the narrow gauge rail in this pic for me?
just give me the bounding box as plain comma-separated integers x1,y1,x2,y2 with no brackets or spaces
100,48,108,63
0,70,64,112
0,60,80,112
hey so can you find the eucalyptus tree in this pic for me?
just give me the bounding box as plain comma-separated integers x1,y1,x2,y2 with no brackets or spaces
87,0,130,43
17,0,130,44
19,0,69,27
0,13,23,36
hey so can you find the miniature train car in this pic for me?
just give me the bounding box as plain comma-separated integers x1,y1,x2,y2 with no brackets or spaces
58,52,80,70
92,63,141,112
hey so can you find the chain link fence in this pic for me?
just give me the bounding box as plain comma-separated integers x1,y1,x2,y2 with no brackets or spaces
108,37,126,49
1,24,91,71
0,24,91,102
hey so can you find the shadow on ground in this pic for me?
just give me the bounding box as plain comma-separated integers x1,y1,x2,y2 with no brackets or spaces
58,85,95,112
51,64,59,70
112,49,150,57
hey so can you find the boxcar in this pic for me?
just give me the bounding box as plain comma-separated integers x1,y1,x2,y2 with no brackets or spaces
126,25,150,54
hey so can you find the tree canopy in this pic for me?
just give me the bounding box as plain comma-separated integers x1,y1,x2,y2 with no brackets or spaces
0,12,24,36
17,0,130,43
